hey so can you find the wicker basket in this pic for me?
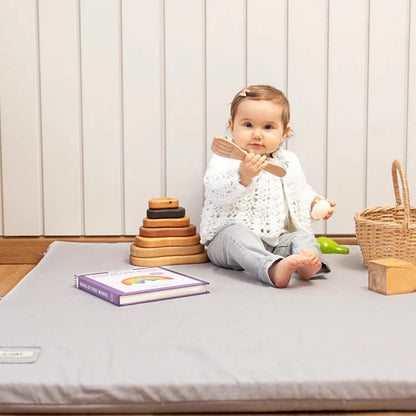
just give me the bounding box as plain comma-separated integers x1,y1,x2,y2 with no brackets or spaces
354,159,416,266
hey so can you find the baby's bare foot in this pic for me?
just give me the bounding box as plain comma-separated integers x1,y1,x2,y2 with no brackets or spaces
268,254,309,288
297,249,322,280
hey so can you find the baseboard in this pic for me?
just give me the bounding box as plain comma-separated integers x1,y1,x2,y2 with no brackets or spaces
317,235,358,246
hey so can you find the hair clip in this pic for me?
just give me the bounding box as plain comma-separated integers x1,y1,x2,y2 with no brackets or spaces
239,89,250,97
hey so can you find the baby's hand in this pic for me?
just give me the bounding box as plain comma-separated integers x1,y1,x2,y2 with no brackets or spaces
311,197,336,220
239,153,267,187
323,200,336,220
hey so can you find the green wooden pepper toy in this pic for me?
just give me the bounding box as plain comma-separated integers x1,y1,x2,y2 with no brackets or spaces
317,237,349,254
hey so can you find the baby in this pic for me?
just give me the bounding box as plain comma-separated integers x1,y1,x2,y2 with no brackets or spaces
200,85,335,288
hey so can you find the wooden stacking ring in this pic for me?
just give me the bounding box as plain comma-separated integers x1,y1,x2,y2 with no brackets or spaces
148,197,179,209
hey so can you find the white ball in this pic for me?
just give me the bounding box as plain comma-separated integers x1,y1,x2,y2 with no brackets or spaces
311,199,331,220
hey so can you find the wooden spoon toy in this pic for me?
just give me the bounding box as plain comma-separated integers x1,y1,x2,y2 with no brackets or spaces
211,137,286,177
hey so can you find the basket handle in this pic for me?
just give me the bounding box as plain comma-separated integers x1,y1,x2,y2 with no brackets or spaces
392,159,411,231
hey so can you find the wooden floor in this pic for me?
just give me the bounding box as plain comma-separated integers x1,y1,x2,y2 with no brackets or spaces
0,264,36,299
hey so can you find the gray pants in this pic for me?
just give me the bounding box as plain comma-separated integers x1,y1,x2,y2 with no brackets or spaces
207,223,327,286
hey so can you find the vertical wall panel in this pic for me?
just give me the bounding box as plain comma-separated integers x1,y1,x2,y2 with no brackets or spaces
122,0,163,235
1,0,416,237
367,0,409,208
326,0,368,233
165,0,205,227
206,0,246,164
0,150,2,234
0,0,43,235
0,98,3,235
247,0,287,89
80,0,123,235
407,0,416,196
287,0,328,234
39,0,83,235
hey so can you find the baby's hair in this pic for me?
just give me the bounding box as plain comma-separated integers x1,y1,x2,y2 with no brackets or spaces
230,85,290,131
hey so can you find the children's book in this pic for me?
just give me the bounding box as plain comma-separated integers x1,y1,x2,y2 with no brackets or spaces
74,266,209,306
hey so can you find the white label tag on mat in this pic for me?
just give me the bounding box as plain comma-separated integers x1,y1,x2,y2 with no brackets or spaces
0,346,41,363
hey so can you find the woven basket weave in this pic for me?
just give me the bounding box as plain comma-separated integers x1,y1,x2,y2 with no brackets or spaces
354,159,416,266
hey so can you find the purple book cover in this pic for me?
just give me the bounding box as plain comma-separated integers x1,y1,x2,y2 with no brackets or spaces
74,266,209,306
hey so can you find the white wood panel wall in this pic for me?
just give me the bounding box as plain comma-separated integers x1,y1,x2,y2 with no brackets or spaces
327,0,368,234
39,0,83,235
0,0,415,237
122,0,163,234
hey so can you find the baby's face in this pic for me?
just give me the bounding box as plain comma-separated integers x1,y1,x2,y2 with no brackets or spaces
229,99,287,157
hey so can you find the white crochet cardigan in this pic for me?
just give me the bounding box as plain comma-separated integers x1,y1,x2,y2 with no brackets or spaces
200,147,318,246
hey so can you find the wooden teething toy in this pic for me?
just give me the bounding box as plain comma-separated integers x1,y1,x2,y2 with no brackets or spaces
211,137,286,177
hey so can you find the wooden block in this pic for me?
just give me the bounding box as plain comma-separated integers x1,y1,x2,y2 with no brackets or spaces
130,243,205,258
148,197,179,209
142,216,190,228
146,207,185,219
135,234,201,248
130,251,208,267
139,225,196,238
368,258,416,295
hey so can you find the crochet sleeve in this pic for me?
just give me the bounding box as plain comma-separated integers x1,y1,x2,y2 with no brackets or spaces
203,155,254,208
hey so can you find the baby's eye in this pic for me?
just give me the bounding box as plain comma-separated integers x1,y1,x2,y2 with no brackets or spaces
243,122,253,128
264,124,273,130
